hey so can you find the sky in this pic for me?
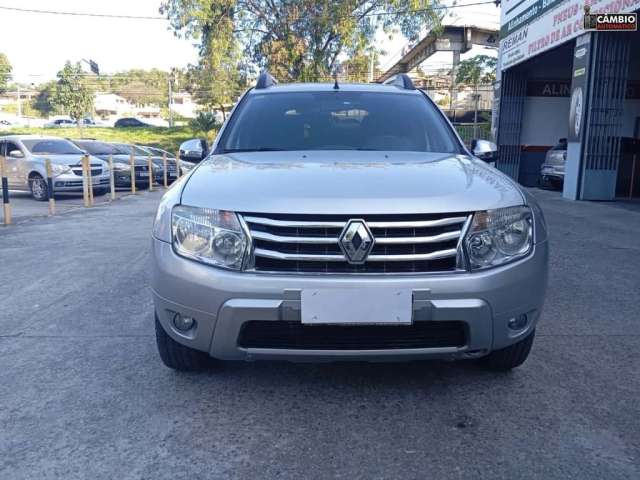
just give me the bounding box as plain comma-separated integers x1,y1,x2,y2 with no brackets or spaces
0,0,499,85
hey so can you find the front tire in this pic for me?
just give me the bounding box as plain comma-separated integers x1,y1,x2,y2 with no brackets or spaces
29,174,49,201
480,330,535,371
155,315,210,371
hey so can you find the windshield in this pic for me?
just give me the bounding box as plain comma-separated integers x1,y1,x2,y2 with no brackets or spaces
22,139,84,155
114,144,149,156
75,141,120,155
218,91,461,154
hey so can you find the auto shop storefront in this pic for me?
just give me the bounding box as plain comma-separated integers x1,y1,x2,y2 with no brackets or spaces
493,0,640,200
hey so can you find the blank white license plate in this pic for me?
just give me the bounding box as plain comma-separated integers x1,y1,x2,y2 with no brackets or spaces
301,288,412,325
138,172,149,177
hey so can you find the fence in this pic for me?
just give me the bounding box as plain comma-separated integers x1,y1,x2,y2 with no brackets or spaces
0,152,181,226
453,123,493,147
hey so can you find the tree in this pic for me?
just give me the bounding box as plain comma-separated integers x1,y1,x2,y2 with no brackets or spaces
189,111,220,139
32,81,58,117
161,1,442,82
0,53,11,94
52,62,94,121
455,55,497,86
340,50,379,82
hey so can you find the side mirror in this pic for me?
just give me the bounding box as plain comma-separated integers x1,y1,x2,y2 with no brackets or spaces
179,138,209,162
8,149,24,158
471,139,498,162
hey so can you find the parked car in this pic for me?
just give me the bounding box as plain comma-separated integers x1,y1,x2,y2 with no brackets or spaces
151,73,549,372
135,145,179,182
114,118,152,128
540,138,567,189
45,118,76,128
44,118,97,128
0,135,110,200
72,140,160,189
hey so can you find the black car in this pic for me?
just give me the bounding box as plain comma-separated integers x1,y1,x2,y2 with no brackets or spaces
72,140,160,189
114,118,152,128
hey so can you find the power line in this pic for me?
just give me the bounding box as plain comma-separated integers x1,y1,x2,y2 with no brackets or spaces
0,1,497,22
0,5,165,20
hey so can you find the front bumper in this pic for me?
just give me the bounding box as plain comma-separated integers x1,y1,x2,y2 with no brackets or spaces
113,170,162,187
541,165,565,182
53,174,110,192
151,238,548,362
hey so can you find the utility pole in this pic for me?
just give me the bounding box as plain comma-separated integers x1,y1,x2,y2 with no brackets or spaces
473,82,480,139
449,50,460,111
368,49,375,83
16,84,22,120
168,69,176,128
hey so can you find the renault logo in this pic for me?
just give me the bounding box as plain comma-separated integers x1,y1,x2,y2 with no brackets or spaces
339,220,375,264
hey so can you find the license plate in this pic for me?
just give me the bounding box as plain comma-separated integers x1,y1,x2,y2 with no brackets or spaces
542,167,554,173
301,288,412,325
138,172,149,177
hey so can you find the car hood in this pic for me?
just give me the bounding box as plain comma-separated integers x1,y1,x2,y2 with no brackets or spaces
32,154,106,166
180,151,524,214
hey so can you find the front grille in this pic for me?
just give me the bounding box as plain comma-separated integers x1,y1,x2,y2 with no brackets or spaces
71,165,102,176
242,213,470,274
238,321,467,350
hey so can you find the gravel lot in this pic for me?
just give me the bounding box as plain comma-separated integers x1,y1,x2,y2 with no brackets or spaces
0,188,638,479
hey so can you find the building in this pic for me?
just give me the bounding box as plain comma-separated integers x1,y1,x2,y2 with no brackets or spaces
170,92,199,119
494,0,640,200
94,93,134,119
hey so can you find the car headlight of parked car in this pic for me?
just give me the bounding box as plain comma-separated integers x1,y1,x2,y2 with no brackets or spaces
171,205,248,270
464,206,533,270
51,164,72,176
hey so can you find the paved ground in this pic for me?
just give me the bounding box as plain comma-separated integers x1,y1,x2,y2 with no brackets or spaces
1,186,155,223
0,188,639,479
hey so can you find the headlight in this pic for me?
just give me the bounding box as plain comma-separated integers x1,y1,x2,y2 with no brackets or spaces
171,205,248,270
465,206,533,270
113,162,129,171
50,164,72,176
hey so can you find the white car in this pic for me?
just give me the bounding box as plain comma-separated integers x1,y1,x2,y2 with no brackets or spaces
0,135,110,200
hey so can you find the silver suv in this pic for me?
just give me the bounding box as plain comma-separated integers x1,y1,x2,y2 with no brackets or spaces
151,74,549,372
0,135,110,200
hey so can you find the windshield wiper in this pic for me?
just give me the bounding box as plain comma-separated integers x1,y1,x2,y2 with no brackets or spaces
221,148,287,153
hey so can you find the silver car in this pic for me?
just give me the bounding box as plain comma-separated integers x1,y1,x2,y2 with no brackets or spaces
0,135,110,200
151,74,549,372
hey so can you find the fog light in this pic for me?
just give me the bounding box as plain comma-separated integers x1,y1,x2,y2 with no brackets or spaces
508,314,528,330
172,312,195,331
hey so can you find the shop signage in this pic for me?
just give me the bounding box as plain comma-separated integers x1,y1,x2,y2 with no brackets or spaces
568,33,591,142
526,80,571,96
500,0,640,71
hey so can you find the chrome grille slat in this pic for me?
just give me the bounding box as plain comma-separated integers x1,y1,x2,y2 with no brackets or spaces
254,247,458,263
243,212,471,274
251,231,338,244
367,217,467,228
375,230,461,244
243,216,345,228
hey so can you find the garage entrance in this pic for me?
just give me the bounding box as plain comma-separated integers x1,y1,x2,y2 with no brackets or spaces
496,28,640,201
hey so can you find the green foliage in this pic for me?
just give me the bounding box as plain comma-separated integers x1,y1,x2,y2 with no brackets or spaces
52,62,94,120
0,52,11,94
340,51,379,82
161,0,442,82
455,55,497,86
32,81,58,117
189,111,220,138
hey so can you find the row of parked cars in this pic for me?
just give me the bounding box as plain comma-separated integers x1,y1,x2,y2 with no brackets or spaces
0,135,198,201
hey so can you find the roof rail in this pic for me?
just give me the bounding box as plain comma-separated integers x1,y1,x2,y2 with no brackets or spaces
255,70,278,89
382,73,415,90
